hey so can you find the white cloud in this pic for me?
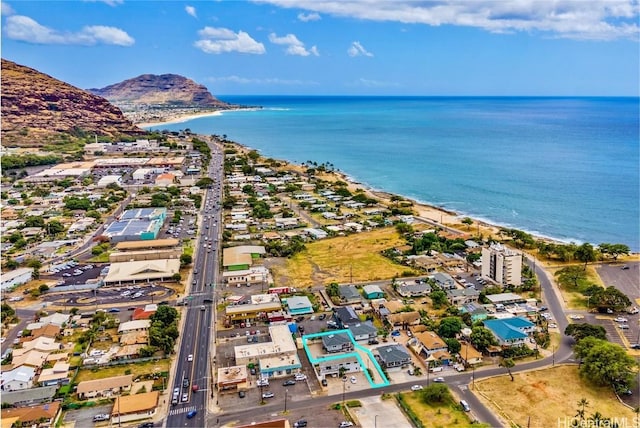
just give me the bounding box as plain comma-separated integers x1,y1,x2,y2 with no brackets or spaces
185,5,197,18
254,0,640,41
195,26,265,54
347,41,373,57
298,12,321,22
269,32,319,56
4,15,134,45
354,78,400,88
208,75,318,85
1,2,14,16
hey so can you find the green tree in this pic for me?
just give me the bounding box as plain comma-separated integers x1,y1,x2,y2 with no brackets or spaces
45,220,65,235
556,266,587,288
151,305,178,326
589,286,631,313
598,243,630,261
575,243,596,270
444,337,461,354
575,398,589,421
574,337,636,389
3,258,19,270
499,358,515,381
429,290,448,309
564,323,607,342
38,284,49,293
438,317,463,338
421,383,450,403
24,216,45,228
25,259,42,279
461,217,474,230
180,254,193,266
470,326,498,352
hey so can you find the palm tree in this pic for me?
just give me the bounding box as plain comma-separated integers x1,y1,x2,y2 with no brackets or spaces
575,398,589,420
499,358,515,381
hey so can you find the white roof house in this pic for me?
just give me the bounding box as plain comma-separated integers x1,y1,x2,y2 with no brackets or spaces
118,319,151,334
39,312,70,327
0,267,34,290
1,366,36,391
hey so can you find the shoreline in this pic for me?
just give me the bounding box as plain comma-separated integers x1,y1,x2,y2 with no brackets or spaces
137,107,260,128
141,117,636,253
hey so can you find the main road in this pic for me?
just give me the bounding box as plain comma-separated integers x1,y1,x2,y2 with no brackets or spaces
165,140,224,428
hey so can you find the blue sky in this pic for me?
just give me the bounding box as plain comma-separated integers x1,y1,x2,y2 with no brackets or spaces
1,0,639,96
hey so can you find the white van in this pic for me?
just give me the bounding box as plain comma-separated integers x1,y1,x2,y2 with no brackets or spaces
460,400,470,412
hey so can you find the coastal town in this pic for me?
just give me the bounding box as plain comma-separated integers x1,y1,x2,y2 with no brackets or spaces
1,129,638,428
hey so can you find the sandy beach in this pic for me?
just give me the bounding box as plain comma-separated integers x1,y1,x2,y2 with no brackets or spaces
135,110,223,128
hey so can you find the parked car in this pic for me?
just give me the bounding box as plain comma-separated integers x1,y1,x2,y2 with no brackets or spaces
257,378,269,387
339,422,354,428
614,317,628,323
93,414,110,422
238,390,246,398
294,420,308,428
411,385,423,391
262,391,275,399
350,376,357,384
283,379,296,386
319,313,327,320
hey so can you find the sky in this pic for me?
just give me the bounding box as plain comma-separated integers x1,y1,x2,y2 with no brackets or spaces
1,0,639,96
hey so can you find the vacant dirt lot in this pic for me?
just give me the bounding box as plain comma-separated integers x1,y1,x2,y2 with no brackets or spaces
271,227,416,287
474,365,636,428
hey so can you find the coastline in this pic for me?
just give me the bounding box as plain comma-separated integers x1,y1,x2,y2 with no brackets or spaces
136,106,261,128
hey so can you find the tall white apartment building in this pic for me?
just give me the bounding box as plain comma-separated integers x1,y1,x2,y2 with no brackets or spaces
481,244,522,286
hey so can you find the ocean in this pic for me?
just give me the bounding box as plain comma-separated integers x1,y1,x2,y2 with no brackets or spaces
147,96,640,252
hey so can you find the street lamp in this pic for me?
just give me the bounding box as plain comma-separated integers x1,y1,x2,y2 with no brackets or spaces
374,414,379,428
284,388,288,413
342,376,347,407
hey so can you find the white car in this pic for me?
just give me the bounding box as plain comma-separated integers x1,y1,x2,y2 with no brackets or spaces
350,376,357,384
548,323,558,329
614,317,628,323
433,377,445,383
410,385,423,391
569,314,584,320
257,378,269,387
187,354,193,362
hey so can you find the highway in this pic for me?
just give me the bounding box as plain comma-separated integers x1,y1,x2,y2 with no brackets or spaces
165,140,224,428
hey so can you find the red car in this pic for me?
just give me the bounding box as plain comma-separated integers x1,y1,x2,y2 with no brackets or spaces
192,385,198,392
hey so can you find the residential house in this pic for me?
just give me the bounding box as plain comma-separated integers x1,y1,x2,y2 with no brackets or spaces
36,361,70,386
111,391,159,424
432,272,455,290
0,267,34,290
338,285,362,304
117,319,151,334
0,385,57,407
131,304,158,321
38,312,70,327
376,344,412,369
1,401,61,427
412,331,451,364
459,303,489,322
334,306,360,328
347,322,378,342
446,288,480,306
459,342,483,366
285,296,313,315
321,333,354,353
76,375,133,399
387,311,422,328
23,324,61,342
21,337,61,353
397,282,432,297
1,365,36,391
483,317,535,346
362,284,384,299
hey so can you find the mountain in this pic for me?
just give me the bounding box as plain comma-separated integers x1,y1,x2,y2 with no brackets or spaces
1,59,143,147
88,73,233,109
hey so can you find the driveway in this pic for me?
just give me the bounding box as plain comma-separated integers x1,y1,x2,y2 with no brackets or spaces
351,395,412,428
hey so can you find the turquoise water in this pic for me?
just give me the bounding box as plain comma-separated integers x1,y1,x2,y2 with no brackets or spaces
148,96,640,251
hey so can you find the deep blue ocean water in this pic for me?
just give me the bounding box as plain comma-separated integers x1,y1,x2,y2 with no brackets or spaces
148,96,640,251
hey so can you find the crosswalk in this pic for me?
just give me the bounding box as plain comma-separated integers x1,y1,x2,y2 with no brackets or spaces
169,405,197,416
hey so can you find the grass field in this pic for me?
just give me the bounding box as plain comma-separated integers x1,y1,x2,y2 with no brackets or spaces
399,391,486,428
547,264,605,310
271,227,416,287
75,359,170,383
474,365,636,428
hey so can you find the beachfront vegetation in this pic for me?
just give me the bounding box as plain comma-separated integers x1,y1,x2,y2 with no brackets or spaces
564,323,607,342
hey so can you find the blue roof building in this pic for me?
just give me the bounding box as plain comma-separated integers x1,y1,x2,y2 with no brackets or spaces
483,317,535,346
285,296,313,315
